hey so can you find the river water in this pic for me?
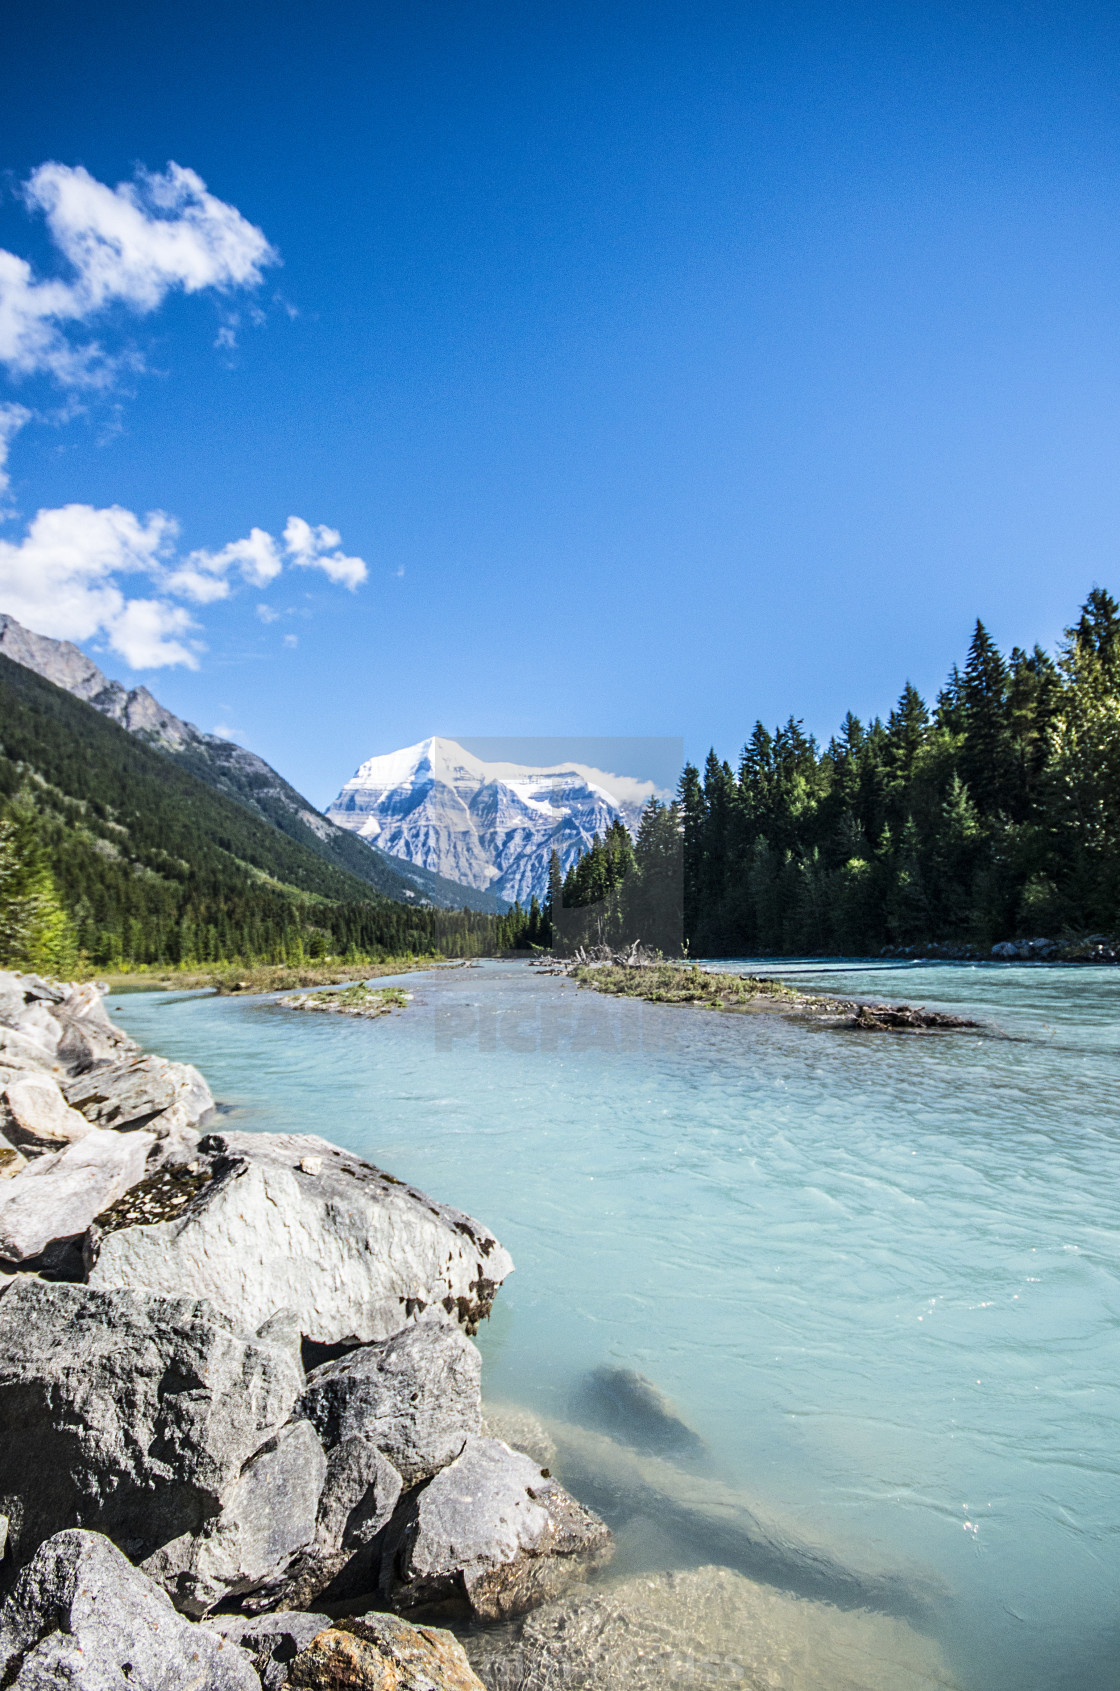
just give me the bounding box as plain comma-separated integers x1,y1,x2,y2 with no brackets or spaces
110,960,1120,1691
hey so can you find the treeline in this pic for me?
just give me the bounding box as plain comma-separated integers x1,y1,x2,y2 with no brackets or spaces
549,587,1120,958
680,587,1120,955
0,655,509,971
502,804,685,954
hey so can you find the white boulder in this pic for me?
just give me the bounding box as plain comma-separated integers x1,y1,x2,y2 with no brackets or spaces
89,1131,514,1345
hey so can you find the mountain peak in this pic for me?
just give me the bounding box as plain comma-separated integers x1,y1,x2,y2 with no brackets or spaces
327,738,664,904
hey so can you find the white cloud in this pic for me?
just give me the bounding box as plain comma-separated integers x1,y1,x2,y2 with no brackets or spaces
0,161,277,384
0,502,367,668
283,514,367,589
0,502,196,666
166,528,282,603
0,403,30,502
283,632,298,648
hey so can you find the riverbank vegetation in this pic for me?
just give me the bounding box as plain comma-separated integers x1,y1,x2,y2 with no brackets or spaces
570,957,980,1030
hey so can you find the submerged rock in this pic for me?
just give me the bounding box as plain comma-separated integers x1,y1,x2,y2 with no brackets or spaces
463,1563,960,1691
383,1436,613,1621
481,1403,558,1470
0,1128,155,1271
290,1613,486,1691
547,1420,940,1621
0,1529,258,1691
0,1279,303,1582
571,1366,707,1460
88,1131,514,1345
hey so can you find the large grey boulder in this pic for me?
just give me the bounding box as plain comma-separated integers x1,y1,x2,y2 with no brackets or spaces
0,1128,155,1270
300,1320,482,1485
63,1055,213,1135
144,1419,327,1616
0,1529,258,1691
89,1131,514,1345
0,1279,303,1577
383,1436,613,1621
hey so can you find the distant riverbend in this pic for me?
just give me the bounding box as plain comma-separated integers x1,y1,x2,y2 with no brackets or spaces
110,958,1120,1691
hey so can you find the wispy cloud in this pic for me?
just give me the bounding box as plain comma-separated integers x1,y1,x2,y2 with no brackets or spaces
0,504,367,669
0,403,30,504
0,161,277,385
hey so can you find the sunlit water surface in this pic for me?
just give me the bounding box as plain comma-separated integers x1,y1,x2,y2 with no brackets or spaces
111,960,1120,1691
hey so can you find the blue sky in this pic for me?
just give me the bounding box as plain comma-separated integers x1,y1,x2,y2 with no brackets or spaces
2,2,1120,807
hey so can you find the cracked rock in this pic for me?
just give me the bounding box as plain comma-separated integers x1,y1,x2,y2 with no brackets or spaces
300,1320,482,1485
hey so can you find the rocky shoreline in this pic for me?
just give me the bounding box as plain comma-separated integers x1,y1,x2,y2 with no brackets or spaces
0,970,960,1690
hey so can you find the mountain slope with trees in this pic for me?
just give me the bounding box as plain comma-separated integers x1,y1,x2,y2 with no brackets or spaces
0,655,517,968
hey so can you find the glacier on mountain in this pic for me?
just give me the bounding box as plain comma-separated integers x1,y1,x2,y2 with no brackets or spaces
326,737,664,906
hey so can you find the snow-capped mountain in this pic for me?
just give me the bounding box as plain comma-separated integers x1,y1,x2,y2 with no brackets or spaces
326,737,665,906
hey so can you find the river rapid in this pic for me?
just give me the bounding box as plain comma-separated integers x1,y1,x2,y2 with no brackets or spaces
110,959,1120,1691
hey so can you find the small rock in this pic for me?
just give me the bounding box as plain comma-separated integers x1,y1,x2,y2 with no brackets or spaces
301,1320,482,1485
290,1614,486,1691
0,1528,258,1690
145,1419,327,1616
207,1612,333,1691
0,1146,26,1182
0,1127,155,1270
383,1436,613,1621
255,1435,403,1611
1,1073,92,1154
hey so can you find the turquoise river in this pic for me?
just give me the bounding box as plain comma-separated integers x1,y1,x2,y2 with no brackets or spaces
110,958,1120,1691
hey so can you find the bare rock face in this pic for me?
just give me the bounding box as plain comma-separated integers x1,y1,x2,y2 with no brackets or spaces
88,1131,514,1346
383,1437,613,1621
289,1613,486,1691
301,1321,482,1486
0,1529,258,1691
63,1054,213,1136
1,1073,92,1154
0,1280,303,1580
0,1128,155,1270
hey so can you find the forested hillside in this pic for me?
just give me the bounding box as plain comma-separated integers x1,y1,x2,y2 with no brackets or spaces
679,587,1120,955
0,656,513,968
